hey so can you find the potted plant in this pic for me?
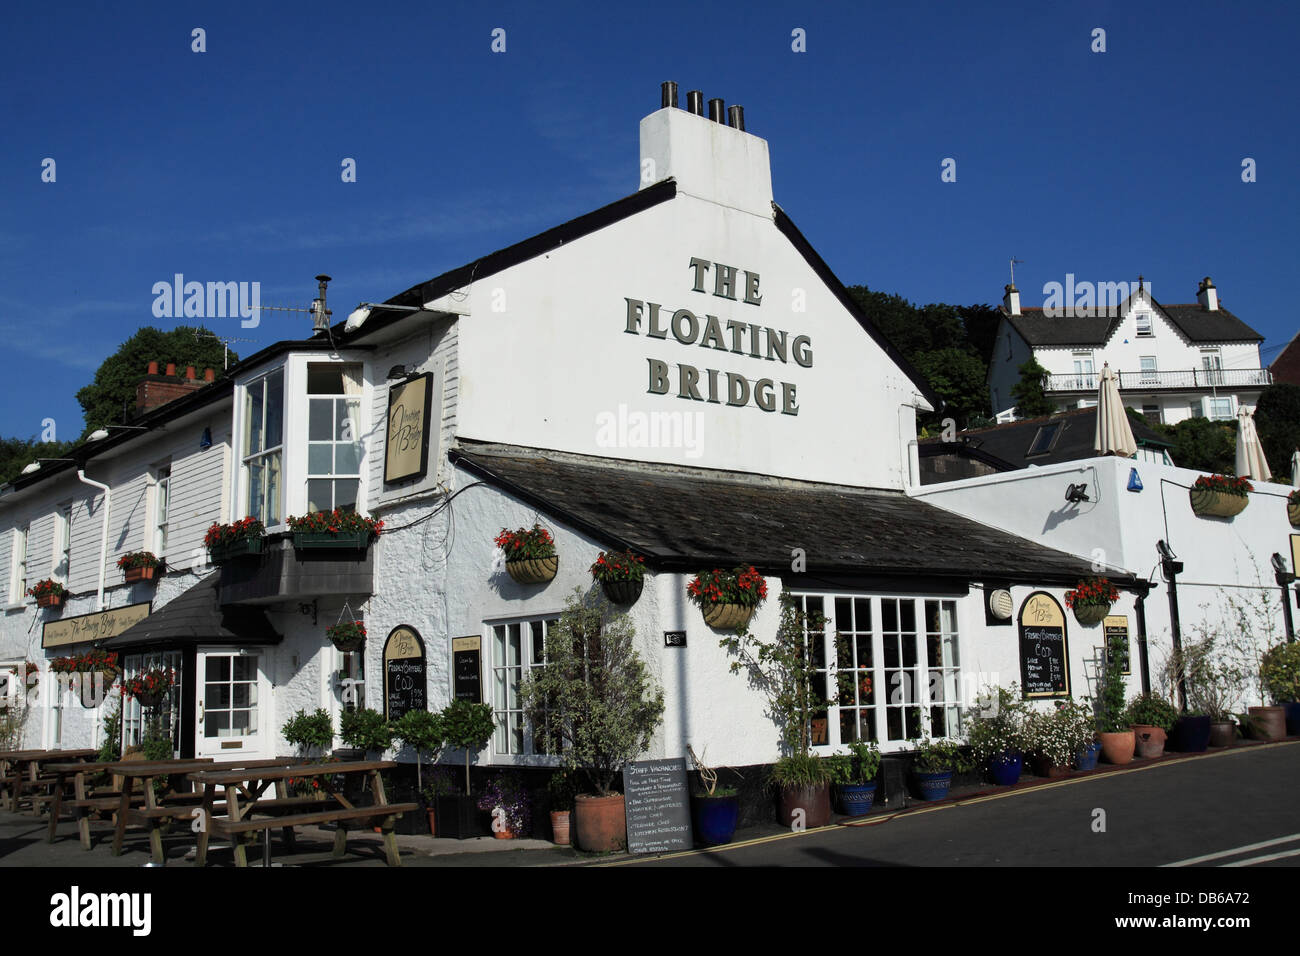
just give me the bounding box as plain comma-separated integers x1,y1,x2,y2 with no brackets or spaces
116,551,161,583
495,523,559,585
477,771,531,839
688,565,769,631
438,699,496,839
1124,693,1179,758
325,620,366,652
420,767,457,837
1064,577,1119,627
281,708,334,760
590,549,647,605
286,510,384,550
966,683,1028,786
686,745,740,843
339,707,392,759
1288,489,1300,528
520,590,665,852
825,740,881,816
908,735,972,801
391,708,445,809
1261,641,1300,737
1056,699,1102,770
50,649,120,707
1161,634,1227,752
205,517,266,563
1097,632,1135,764
123,667,175,710
720,590,832,828
26,578,66,609
1024,704,1080,778
546,768,577,846
1189,473,1252,518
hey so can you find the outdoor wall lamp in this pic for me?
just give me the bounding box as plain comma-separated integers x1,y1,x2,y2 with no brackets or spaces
344,302,429,332
87,425,148,442
386,365,409,381
21,458,76,475
1064,482,1090,503
1272,553,1295,643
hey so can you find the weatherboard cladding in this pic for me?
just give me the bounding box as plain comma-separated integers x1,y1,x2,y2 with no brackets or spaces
450,442,1119,585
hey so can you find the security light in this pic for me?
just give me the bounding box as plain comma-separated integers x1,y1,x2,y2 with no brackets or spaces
88,425,148,442
1064,483,1090,503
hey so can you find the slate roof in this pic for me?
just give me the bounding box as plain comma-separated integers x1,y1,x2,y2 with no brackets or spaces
919,406,1171,473
1002,300,1263,348
450,442,1137,588
1157,304,1263,343
102,574,281,650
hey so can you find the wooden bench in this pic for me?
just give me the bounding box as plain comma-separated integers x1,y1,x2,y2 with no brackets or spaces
2,749,97,813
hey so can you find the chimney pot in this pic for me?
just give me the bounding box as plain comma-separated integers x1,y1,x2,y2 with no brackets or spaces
708,98,725,123
661,81,678,109
686,90,704,115
165,363,176,377
727,104,745,131
186,366,196,380
147,361,159,375
204,368,215,382
1197,276,1218,311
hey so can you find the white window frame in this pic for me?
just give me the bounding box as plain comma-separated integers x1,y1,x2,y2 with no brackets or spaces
123,650,183,752
11,525,29,604
1139,356,1158,385
487,613,561,763
788,592,964,754
1071,352,1095,391
1135,312,1153,336
1205,395,1235,421
1201,349,1224,387
305,363,364,514
152,465,171,558
53,504,72,583
240,368,284,527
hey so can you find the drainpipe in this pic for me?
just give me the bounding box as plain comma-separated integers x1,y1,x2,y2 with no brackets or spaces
1133,584,1151,697
1157,541,1185,711
77,470,111,612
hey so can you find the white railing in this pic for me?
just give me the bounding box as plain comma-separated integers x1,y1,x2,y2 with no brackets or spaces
1044,368,1272,392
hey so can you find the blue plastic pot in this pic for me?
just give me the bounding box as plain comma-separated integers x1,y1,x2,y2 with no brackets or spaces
914,770,954,801
836,782,877,817
691,793,739,846
1168,715,1212,753
1285,702,1300,737
988,752,1023,786
1075,742,1102,771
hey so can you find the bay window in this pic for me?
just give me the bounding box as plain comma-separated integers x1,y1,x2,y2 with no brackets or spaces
306,363,363,513
243,369,284,525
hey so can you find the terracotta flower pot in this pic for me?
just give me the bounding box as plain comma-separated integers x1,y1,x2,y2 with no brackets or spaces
550,810,571,846
1072,603,1110,627
1247,705,1286,741
1099,730,1135,765
1031,756,1069,779
123,565,157,583
600,577,643,605
702,602,755,631
1208,721,1236,748
776,783,831,829
506,556,558,585
573,793,626,852
1131,724,1167,758
35,592,64,609
1189,487,1248,518
426,809,436,836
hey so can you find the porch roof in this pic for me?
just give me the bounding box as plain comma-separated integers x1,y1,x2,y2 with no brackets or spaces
102,574,282,651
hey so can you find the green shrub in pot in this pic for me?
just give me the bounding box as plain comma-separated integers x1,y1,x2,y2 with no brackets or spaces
1261,642,1300,704
1123,693,1179,731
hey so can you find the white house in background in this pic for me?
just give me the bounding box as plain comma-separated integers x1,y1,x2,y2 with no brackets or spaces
987,277,1270,426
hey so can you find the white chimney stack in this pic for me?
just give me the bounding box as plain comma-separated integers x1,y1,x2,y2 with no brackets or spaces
639,82,772,218
1197,276,1218,311
1003,283,1021,316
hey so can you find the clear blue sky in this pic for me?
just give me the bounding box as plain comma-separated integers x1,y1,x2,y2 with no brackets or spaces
2,1,1296,440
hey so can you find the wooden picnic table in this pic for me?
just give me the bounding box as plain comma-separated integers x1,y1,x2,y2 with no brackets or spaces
187,759,417,867
45,760,158,850
0,749,97,813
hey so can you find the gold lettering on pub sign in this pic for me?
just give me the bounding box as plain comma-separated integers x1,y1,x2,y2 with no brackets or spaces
623,258,812,416
384,372,431,484
43,602,151,650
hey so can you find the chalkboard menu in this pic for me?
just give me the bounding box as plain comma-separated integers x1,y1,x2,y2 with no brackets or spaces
1018,592,1070,699
452,636,482,703
383,626,427,720
1103,615,1131,676
623,758,692,854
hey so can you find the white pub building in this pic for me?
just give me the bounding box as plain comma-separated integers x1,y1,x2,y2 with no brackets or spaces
2,85,1292,817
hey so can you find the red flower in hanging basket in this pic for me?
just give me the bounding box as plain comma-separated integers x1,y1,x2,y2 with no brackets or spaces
686,566,768,609
1064,577,1120,609
286,510,384,538
326,620,367,647
1193,474,1252,498
26,578,67,600
495,524,556,560
589,550,646,583
116,551,160,570
205,517,266,548
124,667,176,699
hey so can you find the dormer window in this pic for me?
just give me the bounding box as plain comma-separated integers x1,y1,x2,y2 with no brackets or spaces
1135,313,1153,336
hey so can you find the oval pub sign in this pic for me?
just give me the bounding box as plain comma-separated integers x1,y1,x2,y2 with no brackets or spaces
1017,592,1070,699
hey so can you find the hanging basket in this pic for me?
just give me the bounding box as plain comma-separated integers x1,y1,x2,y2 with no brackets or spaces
1189,487,1248,518
1288,502,1300,528
293,531,372,551
702,602,755,631
506,556,558,585
601,577,644,605
35,592,65,609
1072,603,1111,627
123,565,157,583
134,690,164,709
329,632,365,653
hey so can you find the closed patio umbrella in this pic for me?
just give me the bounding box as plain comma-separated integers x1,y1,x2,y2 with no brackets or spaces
1290,449,1300,487
1094,363,1137,457
1235,407,1272,481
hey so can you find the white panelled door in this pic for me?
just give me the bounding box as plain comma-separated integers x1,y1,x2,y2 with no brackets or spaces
195,649,271,759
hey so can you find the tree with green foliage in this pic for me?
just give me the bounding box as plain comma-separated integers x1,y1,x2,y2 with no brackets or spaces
0,436,74,486
1253,383,1300,478
1149,417,1236,474
1009,358,1056,418
440,699,495,795
391,709,445,793
912,348,992,429
75,326,233,439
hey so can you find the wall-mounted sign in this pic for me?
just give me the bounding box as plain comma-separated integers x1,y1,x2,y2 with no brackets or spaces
42,602,151,650
1103,615,1131,676
663,631,686,647
623,758,692,855
383,626,426,720
452,636,482,703
384,372,432,485
1018,592,1070,699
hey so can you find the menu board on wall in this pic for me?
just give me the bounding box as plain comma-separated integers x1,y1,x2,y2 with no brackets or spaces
623,758,692,855
383,626,426,720
384,372,432,485
1018,592,1070,699
1103,615,1131,676
452,636,482,703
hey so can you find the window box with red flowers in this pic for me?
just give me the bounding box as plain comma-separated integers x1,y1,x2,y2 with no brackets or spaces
50,649,120,708
688,566,769,631
205,517,267,563
117,551,161,583
125,667,176,709
287,511,384,551
590,550,646,605
1189,474,1252,519
1064,577,1120,627
326,620,366,652
27,578,67,608
496,524,558,585
10,661,39,693
1288,489,1300,528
